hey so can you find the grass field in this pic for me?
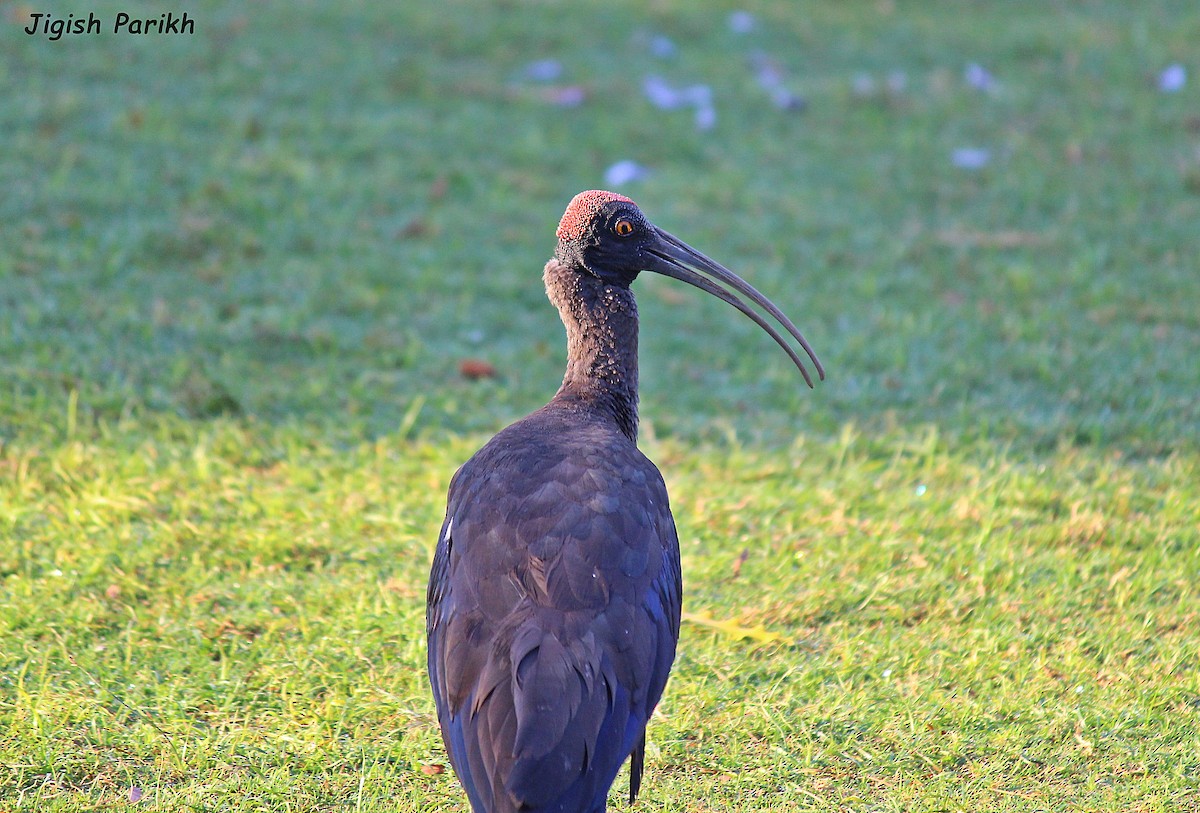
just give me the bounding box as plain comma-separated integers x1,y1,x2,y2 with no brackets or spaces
3,1,1199,811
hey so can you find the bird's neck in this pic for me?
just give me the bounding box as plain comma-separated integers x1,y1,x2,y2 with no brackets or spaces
543,259,640,442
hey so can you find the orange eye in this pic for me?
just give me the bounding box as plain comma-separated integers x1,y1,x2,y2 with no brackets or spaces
614,219,634,236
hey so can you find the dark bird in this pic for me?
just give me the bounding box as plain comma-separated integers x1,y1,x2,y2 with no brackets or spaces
427,190,823,812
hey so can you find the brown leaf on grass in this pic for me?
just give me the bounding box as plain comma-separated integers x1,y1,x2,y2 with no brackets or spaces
420,763,445,775
459,359,497,380
730,548,750,578
397,218,431,239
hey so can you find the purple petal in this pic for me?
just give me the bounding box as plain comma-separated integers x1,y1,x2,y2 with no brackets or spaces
852,73,876,97
964,62,995,91
750,52,784,89
604,160,650,187
129,787,145,803
771,88,807,111
1159,63,1186,93
951,147,991,170
728,11,756,34
523,59,563,82
649,35,676,59
643,75,684,110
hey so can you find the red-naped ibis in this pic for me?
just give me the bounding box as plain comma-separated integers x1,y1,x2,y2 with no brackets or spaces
427,190,823,812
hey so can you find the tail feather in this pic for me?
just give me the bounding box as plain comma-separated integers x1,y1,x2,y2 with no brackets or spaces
629,732,645,804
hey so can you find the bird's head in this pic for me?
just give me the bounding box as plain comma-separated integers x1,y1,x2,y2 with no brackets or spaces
554,190,649,286
553,190,825,387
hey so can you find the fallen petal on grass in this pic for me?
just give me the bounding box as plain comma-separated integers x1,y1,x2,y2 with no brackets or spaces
728,10,756,34
649,34,676,59
643,76,714,129
750,51,786,86
770,88,807,111
643,75,685,110
852,72,877,97
522,58,562,82
1159,63,1186,92
964,62,996,92
604,159,650,187
951,147,992,169
750,53,806,110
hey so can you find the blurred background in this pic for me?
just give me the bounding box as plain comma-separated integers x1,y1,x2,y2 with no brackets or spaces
4,0,1197,453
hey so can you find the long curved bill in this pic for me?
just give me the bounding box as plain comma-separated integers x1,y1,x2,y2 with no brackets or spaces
644,228,825,388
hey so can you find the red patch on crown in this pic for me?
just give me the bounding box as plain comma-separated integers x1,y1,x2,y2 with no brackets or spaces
556,190,636,241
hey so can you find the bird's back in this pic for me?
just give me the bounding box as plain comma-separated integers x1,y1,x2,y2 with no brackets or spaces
427,403,682,813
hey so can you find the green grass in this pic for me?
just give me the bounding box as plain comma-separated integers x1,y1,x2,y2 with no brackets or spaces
2,1,1198,810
